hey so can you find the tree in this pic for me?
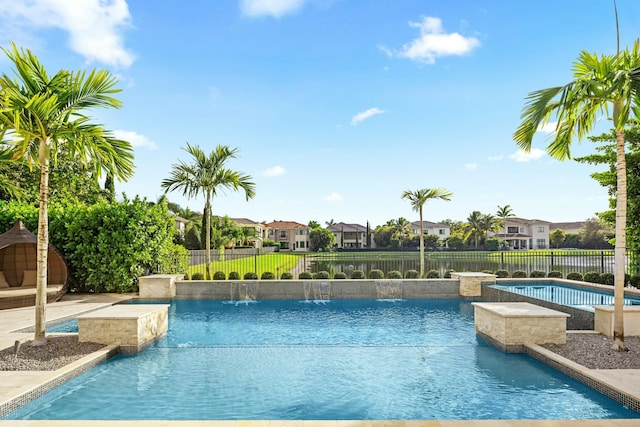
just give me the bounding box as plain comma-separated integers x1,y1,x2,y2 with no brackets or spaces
496,205,515,248
0,44,134,345
513,39,640,350
401,187,452,277
309,228,335,252
162,144,255,279
550,229,567,248
389,217,412,248
239,226,257,247
373,224,393,248
308,220,320,229
479,214,501,245
582,218,614,249
325,219,336,227
465,211,484,248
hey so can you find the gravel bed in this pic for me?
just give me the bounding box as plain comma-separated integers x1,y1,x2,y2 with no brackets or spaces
543,333,640,369
0,335,105,371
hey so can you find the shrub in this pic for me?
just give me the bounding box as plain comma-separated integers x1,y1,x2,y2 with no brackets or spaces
599,273,614,286
512,270,527,278
333,272,347,279
485,237,501,251
443,269,455,279
583,271,601,283
546,271,563,278
630,274,640,289
368,269,384,279
351,270,365,279
566,272,583,281
426,269,440,278
280,272,293,279
192,272,204,280
228,271,241,280
530,270,546,278
388,270,402,279
299,272,313,279
482,270,494,275
261,271,275,280
243,272,258,280
213,271,226,280
495,270,509,278
182,273,190,280
404,269,419,279
314,271,330,280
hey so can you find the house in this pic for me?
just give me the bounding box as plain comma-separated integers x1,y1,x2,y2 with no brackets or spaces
264,220,310,251
410,221,451,241
550,221,586,234
174,216,189,238
230,217,267,248
327,222,369,249
488,217,551,249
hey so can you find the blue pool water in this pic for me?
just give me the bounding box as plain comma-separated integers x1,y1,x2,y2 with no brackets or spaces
7,298,640,420
491,282,640,311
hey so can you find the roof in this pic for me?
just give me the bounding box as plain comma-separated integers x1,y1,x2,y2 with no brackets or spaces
231,217,264,226
264,220,310,230
506,217,552,225
0,220,37,249
410,220,449,228
327,222,367,232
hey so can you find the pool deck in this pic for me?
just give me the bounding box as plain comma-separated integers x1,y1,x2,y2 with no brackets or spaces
0,295,639,426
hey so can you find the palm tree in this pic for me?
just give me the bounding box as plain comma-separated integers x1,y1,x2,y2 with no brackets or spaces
161,144,255,279
401,188,452,277
496,205,515,249
479,213,501,246
465,211,484,248
0,43,134,345
390,217,412,248
514,40,640,350
325,219,336,228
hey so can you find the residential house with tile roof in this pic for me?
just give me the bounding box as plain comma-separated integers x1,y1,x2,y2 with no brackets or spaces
489,217,551,249
230,218,267,248
410,221,451,241
264,220,311,251
327,222,369,249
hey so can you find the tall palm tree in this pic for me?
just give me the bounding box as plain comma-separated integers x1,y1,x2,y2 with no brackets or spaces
401,187,452,277
496,205,515,249
390,217,412,248
0,43,134,345
161,144,255,279
479,213,501,246
514,40,640,350
465,211,484,249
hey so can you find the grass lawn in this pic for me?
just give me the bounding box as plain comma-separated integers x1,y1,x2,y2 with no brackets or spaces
188,252,302,278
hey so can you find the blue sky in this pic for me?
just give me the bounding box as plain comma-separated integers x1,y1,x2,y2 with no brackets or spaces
2,0,640,228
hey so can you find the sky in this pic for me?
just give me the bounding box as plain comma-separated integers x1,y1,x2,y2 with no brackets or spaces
1,0,640,228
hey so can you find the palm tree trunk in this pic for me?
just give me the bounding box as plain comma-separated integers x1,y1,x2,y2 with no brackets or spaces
34,140,50,346
419,208,424,278
205,193,211,280
613,128,627,350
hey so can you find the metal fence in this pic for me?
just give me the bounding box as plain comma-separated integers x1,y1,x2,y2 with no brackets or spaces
181,249,637,279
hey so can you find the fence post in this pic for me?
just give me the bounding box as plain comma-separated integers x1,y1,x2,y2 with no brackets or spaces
601,251,605,273
501,252,505,270
550,251,555,271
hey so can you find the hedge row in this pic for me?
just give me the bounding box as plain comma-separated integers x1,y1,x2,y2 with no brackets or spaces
0,199,188,293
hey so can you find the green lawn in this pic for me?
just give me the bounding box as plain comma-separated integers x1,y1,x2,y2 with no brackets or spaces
188,252,302,278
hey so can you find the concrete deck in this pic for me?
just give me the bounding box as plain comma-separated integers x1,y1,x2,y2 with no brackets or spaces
0,294,639,426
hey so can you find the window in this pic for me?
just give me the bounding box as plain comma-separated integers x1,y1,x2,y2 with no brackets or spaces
536,239,547,249
519,227,525,233
280,230,287,238
507,226,519,234
439,229,445,235
268,229,274,237
538,226,545,233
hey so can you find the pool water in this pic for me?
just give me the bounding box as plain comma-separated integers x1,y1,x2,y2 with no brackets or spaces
491,282,640,311
7,299,639,420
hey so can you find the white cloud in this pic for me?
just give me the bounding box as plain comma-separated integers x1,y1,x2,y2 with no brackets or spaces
263,165,286,177
488,155,504,161
351,107,386,126
464,163,477,170
509,148,545,162
241,0,305,18
0,0,135,68
113,130,156,150
383,16,480,64
539,121,557,134
324,192,343,202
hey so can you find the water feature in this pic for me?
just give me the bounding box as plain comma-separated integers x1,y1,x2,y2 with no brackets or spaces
5,298,638,421
375,280,403,300
303,281,331,303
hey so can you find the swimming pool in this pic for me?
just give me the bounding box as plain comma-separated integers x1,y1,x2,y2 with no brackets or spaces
5,298,639,420
490,282,640,311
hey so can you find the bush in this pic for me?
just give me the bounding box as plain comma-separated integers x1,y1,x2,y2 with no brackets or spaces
426,269,440,278
368,269,384,279
599,273,614,286
485,237,501,251
630,274,640,289
333,272,347,279
228,271,241,280
404,269,419,279
213,271,226,280
388,270,402,279
547,271,563,278
566,272,583,281
261,271,275,280
351,270,365,279
512,270,527,278
495,270,509,278
299,272,313,279
182,273,190,280
530,270,546,278
280,272,293,279
583,271,601,283
192,272,204,280
482,270,494,275
243,272,258,280
314,271,330,280
443,269,455,279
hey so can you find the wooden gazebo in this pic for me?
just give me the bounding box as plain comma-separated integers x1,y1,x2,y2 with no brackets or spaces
0,220,67,308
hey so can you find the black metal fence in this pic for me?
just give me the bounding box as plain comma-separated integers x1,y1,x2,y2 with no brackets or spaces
181,249,637,279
